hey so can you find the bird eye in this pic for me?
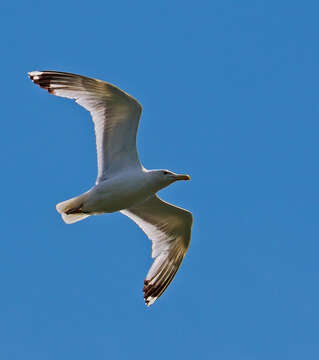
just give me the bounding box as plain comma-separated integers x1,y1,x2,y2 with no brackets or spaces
163,171,169,175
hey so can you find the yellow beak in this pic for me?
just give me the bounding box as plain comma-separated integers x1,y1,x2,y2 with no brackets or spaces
174,174,191,181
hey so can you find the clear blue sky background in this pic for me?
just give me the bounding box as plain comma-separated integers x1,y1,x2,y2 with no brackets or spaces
1,1,318,359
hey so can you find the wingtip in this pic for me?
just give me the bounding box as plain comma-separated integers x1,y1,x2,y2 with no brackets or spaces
144,296,156,307
28,70,42,79
28,71,43,85
143,279,158,306
28,71,55,93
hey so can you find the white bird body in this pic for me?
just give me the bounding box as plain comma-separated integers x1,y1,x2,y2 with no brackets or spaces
79,169,168,214
29,70,193,306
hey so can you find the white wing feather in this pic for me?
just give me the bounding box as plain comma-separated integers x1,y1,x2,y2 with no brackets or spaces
28,71,142,182
121,195,193,306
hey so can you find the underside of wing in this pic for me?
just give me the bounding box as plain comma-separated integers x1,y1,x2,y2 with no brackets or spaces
28,70,142,182
121,195,193,306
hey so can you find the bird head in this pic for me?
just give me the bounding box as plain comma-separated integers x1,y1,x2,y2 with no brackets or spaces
150,169,191,191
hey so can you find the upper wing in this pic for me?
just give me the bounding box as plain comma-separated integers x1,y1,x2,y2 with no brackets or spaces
28,71,142,183
121,195,193,306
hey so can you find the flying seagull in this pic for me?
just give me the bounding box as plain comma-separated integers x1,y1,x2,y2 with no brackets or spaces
28,70,193,306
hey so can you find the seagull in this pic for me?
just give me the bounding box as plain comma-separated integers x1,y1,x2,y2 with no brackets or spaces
28,70,193,306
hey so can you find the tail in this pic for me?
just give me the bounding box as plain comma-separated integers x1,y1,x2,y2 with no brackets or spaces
56,193,90,224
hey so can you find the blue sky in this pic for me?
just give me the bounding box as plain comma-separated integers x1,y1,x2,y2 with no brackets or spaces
1,1,319,359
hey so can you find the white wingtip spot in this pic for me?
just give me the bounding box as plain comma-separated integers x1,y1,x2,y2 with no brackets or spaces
28,71,43,77
145,296,157,306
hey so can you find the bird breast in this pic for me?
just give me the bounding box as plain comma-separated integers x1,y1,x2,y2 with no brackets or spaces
82,171,154,214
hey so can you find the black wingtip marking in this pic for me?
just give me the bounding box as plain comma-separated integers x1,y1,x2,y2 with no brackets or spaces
29,72,55,94
143,280,160,306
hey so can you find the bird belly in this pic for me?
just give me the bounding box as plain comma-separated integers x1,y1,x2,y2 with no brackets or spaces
82,176,152,214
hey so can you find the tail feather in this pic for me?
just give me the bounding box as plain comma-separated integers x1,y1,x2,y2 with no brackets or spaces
56,194,90,224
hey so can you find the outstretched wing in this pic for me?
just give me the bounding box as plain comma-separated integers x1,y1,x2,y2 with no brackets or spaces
28,71,142,183
121,195,193,306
